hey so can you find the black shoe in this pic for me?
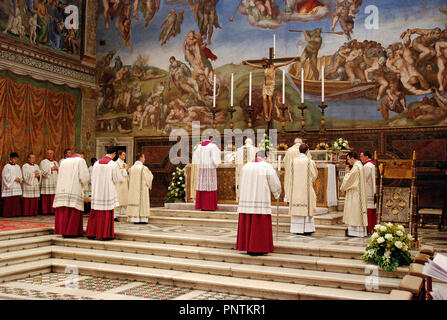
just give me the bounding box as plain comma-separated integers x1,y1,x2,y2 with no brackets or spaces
114,218,119,222
303,232,315,236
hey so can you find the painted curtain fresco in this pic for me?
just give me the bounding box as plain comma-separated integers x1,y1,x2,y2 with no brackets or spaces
0,70,82,167
96,0,447,137
0,0,83,58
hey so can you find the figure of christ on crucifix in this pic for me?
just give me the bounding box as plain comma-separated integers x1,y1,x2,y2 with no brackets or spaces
243,53,298,123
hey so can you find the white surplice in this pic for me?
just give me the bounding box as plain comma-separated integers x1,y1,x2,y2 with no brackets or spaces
235,141,258,201
363,161,376,209
192,141,221,192
287,154,318,234
53,157,90,211
283,143,301,202
341,160,368,237
237,160,281,215
1,163,22,197
91,158,123,211
39,159,59,195
127,161,154,223
114,158,129,217
22,163,41,198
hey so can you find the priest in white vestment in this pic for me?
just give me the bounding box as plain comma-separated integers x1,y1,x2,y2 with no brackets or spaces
53,151,90,237
39,149,59,215
87,147,123,240
193,136,221,211
1,152,23,217
341,152,368,237
360,151,377,234
235,138,258,201
283,138,302,202
127,153,154,224
236,151,282,255
22,153,41,216
114,150,129,219
287,144,318,235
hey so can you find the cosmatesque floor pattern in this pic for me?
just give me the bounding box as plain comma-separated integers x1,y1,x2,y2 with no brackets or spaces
0,273,261,300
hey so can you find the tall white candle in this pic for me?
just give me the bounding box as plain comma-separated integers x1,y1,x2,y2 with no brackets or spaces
273,34,276,57
322,65,325,102
230,73,234,107
213,74,216,108
249,72,252,106
301,68,304,103
282,69,285,104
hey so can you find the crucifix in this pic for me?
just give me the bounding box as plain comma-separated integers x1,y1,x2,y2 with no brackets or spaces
242,48,298,131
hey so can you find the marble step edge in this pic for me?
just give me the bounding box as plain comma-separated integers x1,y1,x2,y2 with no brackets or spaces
151,208,342,222
49,258,390,300
0,259,52,284
52,238,407,279
0,246,52,267
138,216,348,232
0,235,54,253
50,246,400,294
0,227,53,241
114,231,364,259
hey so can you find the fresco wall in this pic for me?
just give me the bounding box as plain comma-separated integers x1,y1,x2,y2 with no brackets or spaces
95,0,447,137
0,0,83,59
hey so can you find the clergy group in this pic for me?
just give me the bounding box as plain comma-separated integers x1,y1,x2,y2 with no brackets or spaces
192,137,377,256
1,147,153,240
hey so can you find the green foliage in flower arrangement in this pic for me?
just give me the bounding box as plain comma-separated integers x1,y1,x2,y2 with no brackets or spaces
362,222,414,272
258,134,273,152
165,167,186,203
330,137,351,151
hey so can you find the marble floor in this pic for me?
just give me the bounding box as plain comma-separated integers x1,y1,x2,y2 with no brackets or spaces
0,273,260,300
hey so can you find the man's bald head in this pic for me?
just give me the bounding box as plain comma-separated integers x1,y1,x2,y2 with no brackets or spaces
294,138,303,144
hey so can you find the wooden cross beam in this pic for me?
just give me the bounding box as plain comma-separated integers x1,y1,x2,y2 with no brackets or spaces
246,47,296,65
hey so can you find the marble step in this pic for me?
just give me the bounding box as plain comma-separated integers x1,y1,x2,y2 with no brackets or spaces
50,245,400,293
49,258,390,300
125,216,347,236
0,246,52,267
114,230,364,259
52,237,408,279
148,208,344,225
0,227,53,241
0,259,52,284
0,235,53,254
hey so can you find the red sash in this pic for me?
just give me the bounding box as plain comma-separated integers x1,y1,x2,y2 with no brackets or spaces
99,156,113,164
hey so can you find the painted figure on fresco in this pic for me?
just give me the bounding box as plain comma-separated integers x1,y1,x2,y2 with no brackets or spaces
436,41,447,93
187,0,220,45
3,1,25,38
169,56,204,103
183,30,218,98
331,0,362,40
286,0,325,15
243,56,298,122
133,0,160,28
300,28,323,80
159,9,184,46
28,12,40,44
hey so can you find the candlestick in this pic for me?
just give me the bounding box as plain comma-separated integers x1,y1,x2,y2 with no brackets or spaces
213,74,216,108
318,102,328,135
249,72,252,106
321,65,325,102
298,103,307,135
282,69,285,104
231,73,234,107
301,68,304,103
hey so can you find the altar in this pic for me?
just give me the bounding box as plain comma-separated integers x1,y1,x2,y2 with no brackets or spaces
185,150,348,210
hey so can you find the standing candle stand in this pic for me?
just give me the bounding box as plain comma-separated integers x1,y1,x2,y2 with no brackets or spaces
298,102,307,135
228,105,236,129
247,104,255,128
279,103,289,132
318,102,328,140
211,107,218,129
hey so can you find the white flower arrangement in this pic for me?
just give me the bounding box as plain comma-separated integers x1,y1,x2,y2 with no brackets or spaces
362,222,414,272
165,166,186,203
330,138,351,151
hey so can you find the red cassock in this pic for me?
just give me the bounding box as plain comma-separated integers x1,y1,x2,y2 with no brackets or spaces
236,213,274,254
41,194,55,215
2,196,22,217
195,190,218,211
22,198,39,216
86,209,114,240
367,209,377,234
54,207,84,236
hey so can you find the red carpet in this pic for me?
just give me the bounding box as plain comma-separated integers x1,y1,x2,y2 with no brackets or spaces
0,221,53,232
